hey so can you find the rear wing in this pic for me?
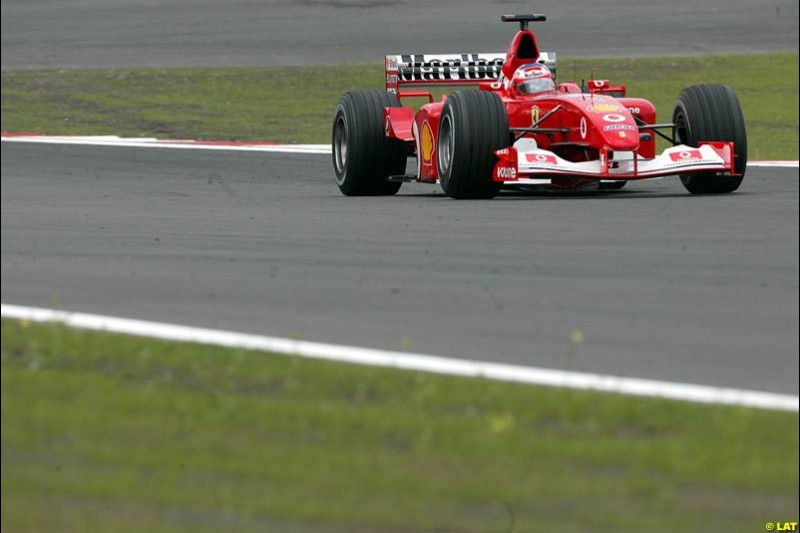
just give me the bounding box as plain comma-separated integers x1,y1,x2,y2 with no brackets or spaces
385,52,556,93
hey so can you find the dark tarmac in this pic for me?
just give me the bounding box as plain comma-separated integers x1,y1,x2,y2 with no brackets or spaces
3,142,797,393
2,0,798,70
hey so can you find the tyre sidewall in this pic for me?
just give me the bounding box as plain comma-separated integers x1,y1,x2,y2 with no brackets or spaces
333,101,356,192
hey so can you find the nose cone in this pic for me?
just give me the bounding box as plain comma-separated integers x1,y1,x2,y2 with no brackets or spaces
602,122,640,150
584,102,639,151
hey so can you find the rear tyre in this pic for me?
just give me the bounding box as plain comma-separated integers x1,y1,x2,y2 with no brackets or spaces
600,180,627,190
672,84,747,194
332,91,406,196
437,90,510,199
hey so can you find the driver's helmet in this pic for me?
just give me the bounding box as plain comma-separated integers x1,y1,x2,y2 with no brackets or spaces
512,63,555,96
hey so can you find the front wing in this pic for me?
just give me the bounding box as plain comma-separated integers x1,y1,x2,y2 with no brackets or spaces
493,142,736,185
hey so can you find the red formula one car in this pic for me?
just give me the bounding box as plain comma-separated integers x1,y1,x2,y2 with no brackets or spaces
332,14,747,199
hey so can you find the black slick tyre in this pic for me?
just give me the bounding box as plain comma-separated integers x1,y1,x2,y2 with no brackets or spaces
332,91,406,196
672,84,747,194
437,90,510,199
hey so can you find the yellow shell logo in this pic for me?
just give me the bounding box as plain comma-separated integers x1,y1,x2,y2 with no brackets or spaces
588,103,621,113
421,121,434,164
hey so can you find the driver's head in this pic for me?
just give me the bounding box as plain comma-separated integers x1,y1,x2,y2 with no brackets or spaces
512,63,555,96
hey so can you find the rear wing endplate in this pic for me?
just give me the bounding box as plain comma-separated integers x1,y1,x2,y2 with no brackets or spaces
385,52,556,93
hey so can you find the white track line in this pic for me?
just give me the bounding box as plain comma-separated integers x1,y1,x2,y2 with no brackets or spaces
748,160,800,168
2,135,798,167
0,135,330,154
2,304,797,412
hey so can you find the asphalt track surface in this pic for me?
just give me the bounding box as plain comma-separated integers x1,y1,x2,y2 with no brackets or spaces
2,142,798,394
2,0,798,70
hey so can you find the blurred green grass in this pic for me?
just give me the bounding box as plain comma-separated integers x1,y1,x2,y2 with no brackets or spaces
2,318,797,532
1,53,797,159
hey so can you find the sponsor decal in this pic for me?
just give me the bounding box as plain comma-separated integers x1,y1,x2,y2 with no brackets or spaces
592,80,607,88
619,131,627,138
496,166,517,179
397,54,505,82
602,113,627,123
420,121,435,164
385,56,399,71
627,106,641,114
386,74,398,85
518,64,548,79
669,149,703,161
586,103,622,113
525,153,558,165
531,106,541,125
580,117,587,139
603,124,636,132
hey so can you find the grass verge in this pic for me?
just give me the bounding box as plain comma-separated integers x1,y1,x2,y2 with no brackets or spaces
2,318,798,532
1,54,798,159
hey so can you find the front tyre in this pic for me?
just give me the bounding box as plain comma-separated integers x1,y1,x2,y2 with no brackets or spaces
332,91,406,196
673,84,747,194
437,91,510,199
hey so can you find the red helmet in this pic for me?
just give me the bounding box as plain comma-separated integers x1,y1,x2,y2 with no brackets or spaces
512,63,555,96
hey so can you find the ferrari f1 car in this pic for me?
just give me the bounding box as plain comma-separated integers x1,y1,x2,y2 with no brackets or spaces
332,14,747,199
